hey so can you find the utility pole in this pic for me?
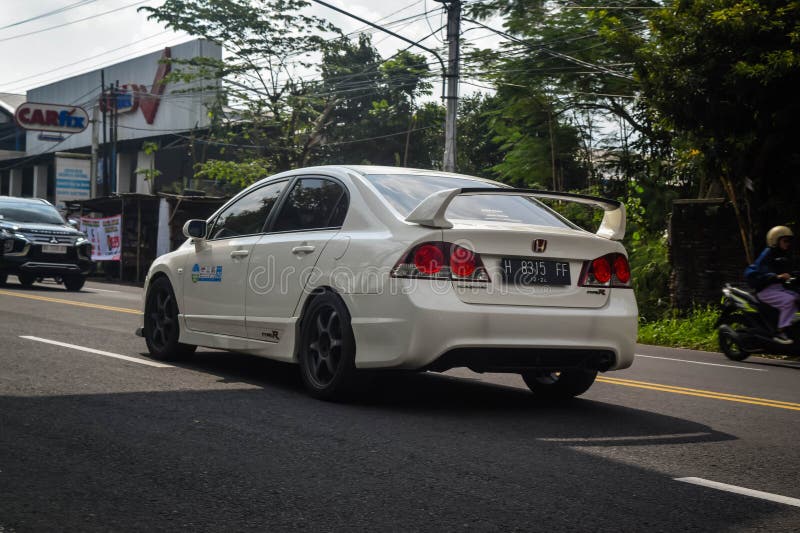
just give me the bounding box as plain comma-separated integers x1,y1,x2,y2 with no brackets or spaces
90,104,98,199
101,70,108,197
111,80,119,193
309,0,451,169
439,0,461,173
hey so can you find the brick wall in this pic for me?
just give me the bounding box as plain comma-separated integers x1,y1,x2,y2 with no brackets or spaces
669,199,748,309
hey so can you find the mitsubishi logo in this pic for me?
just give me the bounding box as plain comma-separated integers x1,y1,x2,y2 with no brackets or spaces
532,239,547,253
50,237,59,244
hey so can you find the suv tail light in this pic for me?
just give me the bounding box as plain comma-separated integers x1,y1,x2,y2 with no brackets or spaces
392,242,490,282
579,253,632,288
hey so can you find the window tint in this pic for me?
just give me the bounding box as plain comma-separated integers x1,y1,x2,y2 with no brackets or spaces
273,178,348,232
210,180,286,239
0,201,64,225
365,173,572,228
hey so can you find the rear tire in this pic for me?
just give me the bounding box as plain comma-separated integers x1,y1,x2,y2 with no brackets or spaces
298,292,359,401
17,273,35,287
63,275,85,292
521,369,598,400
144,277,196,361
0,272,7,286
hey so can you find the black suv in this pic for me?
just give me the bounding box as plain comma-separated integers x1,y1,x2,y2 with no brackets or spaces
0,196,94,291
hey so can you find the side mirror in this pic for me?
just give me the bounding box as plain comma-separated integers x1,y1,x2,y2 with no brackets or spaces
182,219,207,240
67,218,79,229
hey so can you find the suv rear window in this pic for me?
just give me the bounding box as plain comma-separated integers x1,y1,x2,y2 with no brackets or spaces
364,173,572,228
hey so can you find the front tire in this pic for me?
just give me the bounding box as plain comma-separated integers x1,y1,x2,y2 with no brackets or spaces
63,275,85,292
144,277,196,361
521,369,598,400
0,272,7,286
298,292,359,401
718,323,750,361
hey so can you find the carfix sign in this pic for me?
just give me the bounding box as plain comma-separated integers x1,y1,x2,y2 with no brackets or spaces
14,102,89,134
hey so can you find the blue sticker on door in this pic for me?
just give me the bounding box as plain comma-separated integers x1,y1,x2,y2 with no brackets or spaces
191,264,223,283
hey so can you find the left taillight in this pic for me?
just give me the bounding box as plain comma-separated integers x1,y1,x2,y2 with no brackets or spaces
392,241,490,282
579,253,632,288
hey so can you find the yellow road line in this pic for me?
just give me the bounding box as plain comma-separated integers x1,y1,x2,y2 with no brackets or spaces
598,376,800,411
0,288,141,315
2,287,797,411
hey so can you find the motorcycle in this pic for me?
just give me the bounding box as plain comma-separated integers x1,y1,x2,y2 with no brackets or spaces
716,278,800,360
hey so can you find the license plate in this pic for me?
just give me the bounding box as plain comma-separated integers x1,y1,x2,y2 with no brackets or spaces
41,244,67,254
501,258,571,285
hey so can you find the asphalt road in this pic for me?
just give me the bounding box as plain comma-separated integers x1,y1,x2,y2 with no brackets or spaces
1,279,799,532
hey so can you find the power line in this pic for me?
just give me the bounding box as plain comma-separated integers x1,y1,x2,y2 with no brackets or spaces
0,0,152,44
0,31,173,93
0,0,99,31
461,16,635,81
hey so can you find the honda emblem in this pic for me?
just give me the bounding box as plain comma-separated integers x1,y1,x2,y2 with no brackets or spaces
532,239,547,253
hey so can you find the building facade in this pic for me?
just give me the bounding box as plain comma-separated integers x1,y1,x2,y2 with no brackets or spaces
0,39,222,207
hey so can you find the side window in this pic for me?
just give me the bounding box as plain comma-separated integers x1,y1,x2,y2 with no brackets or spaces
272,178,348,232
210,180,286,240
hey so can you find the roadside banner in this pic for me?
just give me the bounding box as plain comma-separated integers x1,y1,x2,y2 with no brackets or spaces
80,215,122,261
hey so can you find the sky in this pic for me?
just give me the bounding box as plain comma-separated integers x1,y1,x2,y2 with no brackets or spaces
0,0,505,100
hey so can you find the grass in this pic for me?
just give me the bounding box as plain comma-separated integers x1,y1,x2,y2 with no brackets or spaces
637,306,720,352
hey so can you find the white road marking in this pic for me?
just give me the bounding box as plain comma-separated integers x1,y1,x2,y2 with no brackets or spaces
20,336,173,368
85,287,120,293
676,477,800,508
635,354,766,371
539,432,712,443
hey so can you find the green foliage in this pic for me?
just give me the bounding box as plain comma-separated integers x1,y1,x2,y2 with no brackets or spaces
638,306,720,352
194,158,273,189
134,141,161,191
466,1,665,190
141,0,343,172
636,0,800,259
628,233,671,322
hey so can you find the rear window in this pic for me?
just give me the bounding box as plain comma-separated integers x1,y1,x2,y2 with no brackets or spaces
364,173,572,228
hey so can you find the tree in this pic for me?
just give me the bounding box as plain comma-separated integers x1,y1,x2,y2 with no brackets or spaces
141,0,342,176
312,37,437,168
465,1,666,191
636,0,800,261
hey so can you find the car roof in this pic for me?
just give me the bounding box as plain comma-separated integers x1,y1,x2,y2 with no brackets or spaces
281,165,504,186
0,196,52,205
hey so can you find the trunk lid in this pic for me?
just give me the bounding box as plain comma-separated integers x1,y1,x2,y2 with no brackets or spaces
445,222,623,308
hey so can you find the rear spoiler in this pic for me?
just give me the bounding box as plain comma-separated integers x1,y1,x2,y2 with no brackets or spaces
405,188,626,240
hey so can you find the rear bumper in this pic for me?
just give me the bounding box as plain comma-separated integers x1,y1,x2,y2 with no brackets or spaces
343,282,638,372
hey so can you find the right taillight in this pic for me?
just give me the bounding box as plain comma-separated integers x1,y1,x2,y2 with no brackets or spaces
580,253,632,288
392,242,490,282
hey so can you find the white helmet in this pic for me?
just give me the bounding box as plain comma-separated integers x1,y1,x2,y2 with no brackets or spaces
766,225,793,247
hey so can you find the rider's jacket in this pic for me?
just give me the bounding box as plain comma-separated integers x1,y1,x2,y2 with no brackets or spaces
745,246,793,292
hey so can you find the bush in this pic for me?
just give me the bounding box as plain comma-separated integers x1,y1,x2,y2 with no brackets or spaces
629,234,671,322
638,306,720,352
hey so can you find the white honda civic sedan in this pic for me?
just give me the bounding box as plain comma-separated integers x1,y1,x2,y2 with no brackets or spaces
137,165,637,400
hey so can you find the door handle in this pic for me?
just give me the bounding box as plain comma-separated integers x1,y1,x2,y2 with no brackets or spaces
230,249,250,258
291,245,316,255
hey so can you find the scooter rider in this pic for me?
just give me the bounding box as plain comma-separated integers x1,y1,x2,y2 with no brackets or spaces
744,226,799,344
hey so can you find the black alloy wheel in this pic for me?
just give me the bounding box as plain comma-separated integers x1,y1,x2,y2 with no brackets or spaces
299,292,358,401
521,369,598,400
144,277,196,361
